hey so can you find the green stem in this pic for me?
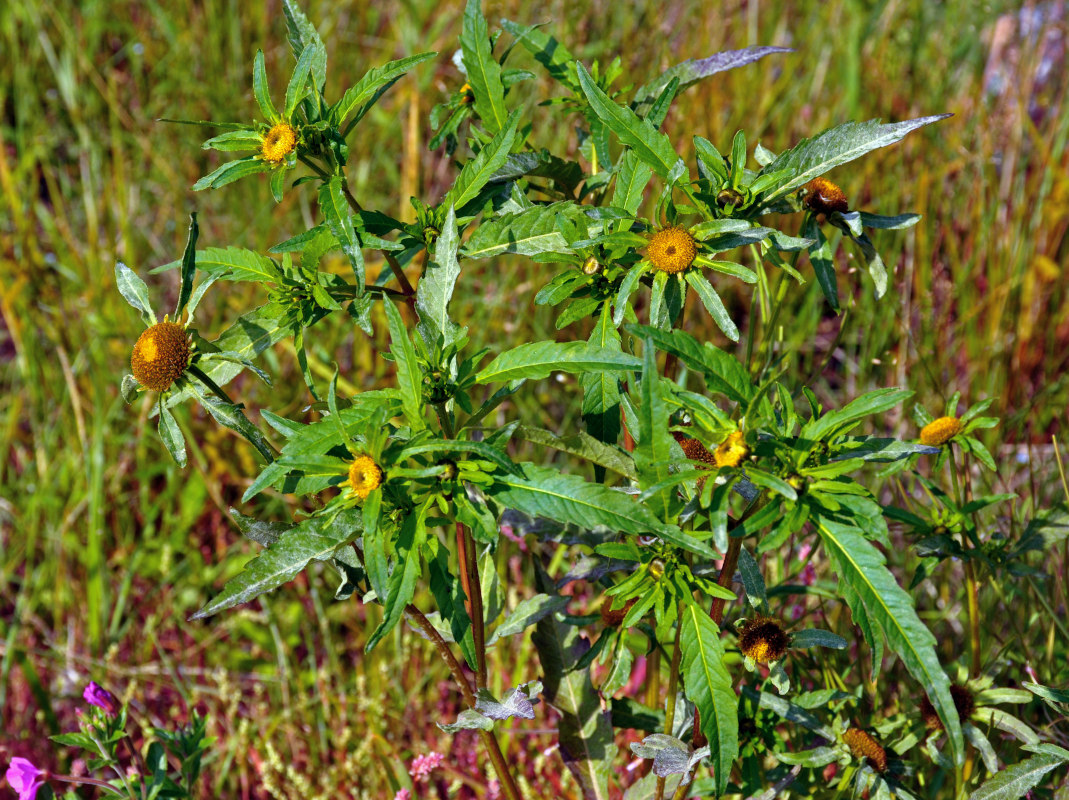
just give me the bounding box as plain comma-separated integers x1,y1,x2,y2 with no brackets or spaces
949,455,981,677
339,179,416,302
51,774,126,797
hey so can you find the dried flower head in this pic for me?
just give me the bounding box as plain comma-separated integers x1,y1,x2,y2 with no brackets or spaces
600,597,638,627
674,433,716,466
920,416,963,447
130,321,192,392
738,616,791,664
842,728,888,773
261,123,298,164
714,431,748,468
647,226,697,274
920,684,974,730
346,455,382,500
803,177,849,216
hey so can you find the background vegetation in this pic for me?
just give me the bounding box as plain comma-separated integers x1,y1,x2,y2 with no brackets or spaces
2,0,1066,797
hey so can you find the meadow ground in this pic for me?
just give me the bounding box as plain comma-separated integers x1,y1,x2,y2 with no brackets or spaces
1,1,1067,798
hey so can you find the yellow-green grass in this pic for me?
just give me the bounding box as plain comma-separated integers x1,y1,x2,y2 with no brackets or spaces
2,1,1067,797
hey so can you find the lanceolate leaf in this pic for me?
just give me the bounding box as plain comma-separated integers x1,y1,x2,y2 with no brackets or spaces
632,46,793,111
477,341,640,384
115,262,156,325
487,594,569,645
500,20,577,85
759,115,951,202
282,0,327,91
515,426,637,481
680,604,738,796
416,205,461,347
252,49,278,122
612,151,654,216
625,324,752,404
815,517,963,764
444,111,520,211
634,343,674,518
967,753,1067,800
189,247,282,284
334,52,437,130
461,0,508,133
319,176,365,286
175,213,199,319
192,509,362,619
384,299,425,430
366,504,427,652
489,463,671,538
581,304,623,446
463,202,591,258
577,62,685,181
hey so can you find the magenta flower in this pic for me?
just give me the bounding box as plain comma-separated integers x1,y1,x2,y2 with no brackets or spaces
83,681,121,716
393,790,411,800
410,751,444,782
5,758,46,800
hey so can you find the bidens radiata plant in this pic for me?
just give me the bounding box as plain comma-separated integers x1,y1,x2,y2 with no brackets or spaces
104,2,1069,798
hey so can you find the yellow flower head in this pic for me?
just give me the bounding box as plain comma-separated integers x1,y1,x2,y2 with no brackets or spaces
647,226,697,274
261,123,298,165
346,455,382,500
803,177,849,216
460,82,474,104
130,321,192,392
920,416,962,447
920,685,974,731
714,431,748,468
738,616,790,664
842,728,888,773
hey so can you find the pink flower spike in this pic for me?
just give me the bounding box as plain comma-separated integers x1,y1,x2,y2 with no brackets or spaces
83,681,121,716
393,790,411,800
6,758,47,800
409,751,445,782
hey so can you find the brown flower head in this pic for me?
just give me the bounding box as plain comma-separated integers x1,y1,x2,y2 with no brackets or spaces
920,685,974,730
346,455,382,500
673,432,717,466
803,177,849,216
738,616,791,664
647,226,697,274
600,597,638,627
130,321,192,392
842,728,888,773
261,123,298,164
920,416,962,447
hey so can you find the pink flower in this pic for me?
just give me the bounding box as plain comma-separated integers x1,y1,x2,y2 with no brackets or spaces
410,751,444,782
488,778,502,798
83,681,120,716
393,790,411,800
6,758,47,800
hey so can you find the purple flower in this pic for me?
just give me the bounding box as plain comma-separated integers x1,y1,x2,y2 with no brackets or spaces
5,758,46,800
83,681,121,716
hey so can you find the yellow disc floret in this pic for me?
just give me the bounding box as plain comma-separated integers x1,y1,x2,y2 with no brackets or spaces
647,226,697,274
920,416,963,447
842,728,888,773
714,431,748,468
738,616,790,664
261,123,298,165
130,322,191,392
346,455,382,500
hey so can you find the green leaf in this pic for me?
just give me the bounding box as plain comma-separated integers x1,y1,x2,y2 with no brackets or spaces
490,463,675,539
802,388,911,443
192,386,276,464
478,340,640,384
175,213,199,319
516,425,636,481
634,345,674,518
625,324,752,405
115,262,156,325
281,0,327,91
632,46,792,111
158,402,187,467
500,20,576,85
399,439,520,477
790,629,847,649
201,129,263,151
760,115,951,202
680,604,738,796
612,151,654,216
581,303,623,447
186,247,282,283
967,753,1066,800
860,211,921,230
383,299,425,430
416,205,461,347
487,594,569,645
366,504,427,652
284,42,317,120
334,52,437,132
576,62,684,181
685,271,739,342
804,216,839,312
815,517,963,764
252,49,278,122
461,0,508,133
318,176,365,286
445,111,520,211
192,156,271,191
463,202,592,258
192,509,362,619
